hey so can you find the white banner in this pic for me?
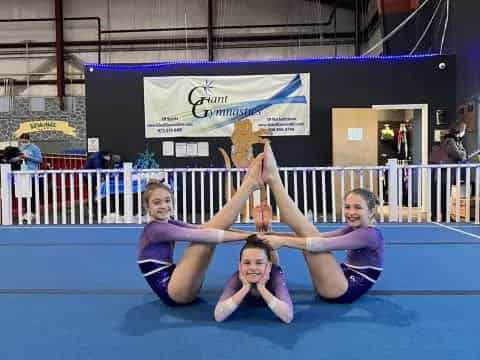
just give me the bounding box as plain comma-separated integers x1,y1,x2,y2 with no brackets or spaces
144,73,310,138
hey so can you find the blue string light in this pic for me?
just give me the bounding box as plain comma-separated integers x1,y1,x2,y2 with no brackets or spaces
85,53,443,72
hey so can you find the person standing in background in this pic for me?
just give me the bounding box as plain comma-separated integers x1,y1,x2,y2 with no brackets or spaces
85,150,112,171
17,133,42,171
84,150,113,217
13,133,43,221
429,121,467,221
430,121,467,165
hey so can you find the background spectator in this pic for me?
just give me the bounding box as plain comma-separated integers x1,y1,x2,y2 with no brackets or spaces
14,133,43,221
430,121,467,221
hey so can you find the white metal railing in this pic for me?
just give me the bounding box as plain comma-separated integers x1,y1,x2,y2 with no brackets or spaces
1,160,480,225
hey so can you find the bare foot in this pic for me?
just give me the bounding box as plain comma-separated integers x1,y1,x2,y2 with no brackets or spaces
253,201,272,232
245,154,265,191
262,143,281,185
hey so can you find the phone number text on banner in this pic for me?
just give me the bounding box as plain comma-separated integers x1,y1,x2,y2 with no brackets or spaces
144,73,310,138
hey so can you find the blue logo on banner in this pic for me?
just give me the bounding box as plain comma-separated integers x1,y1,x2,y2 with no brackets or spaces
191,74,307,132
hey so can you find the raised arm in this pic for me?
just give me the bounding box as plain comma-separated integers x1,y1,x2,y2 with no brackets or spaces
214,272,250,322
256,264,293,324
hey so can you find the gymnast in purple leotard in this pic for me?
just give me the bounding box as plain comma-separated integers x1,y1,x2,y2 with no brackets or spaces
137,155,265,306
215,235,293,323
214,236,293,323
259,144,384,303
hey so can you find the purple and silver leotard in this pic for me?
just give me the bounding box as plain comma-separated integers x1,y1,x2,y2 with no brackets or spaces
137,219,223,306
218,264,290,307
317,226,384,303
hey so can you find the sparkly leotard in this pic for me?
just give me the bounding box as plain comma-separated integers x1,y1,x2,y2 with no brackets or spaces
315,226,384,303
137,219,223,305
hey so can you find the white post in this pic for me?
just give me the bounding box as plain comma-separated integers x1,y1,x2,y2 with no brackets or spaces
1,164,13,225
123,162,133,223
387,159,399,222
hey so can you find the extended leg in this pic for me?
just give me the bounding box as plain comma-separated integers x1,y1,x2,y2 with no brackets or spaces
263,144,348,298
168,155,264,303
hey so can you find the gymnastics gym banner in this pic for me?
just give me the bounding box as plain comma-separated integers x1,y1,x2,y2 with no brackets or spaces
15,120,77,137
144,73,310,138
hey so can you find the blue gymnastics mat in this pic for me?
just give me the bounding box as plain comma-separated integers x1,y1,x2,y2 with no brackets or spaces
1,223,479,360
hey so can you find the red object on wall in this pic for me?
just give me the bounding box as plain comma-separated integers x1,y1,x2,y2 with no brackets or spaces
377,0,420,14
40,153,87,170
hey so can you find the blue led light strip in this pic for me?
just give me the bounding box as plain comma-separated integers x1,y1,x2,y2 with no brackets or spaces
85,53,442,71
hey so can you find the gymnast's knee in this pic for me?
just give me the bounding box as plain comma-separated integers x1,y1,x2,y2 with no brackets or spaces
167,285,197,304
312,281,348,300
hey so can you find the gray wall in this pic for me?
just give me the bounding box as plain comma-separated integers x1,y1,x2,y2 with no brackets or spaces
0,97,86,153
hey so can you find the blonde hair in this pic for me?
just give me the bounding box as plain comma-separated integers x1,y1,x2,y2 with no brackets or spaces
142,179,173,210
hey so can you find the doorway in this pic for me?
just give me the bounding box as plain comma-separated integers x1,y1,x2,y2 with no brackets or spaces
332,104,428,218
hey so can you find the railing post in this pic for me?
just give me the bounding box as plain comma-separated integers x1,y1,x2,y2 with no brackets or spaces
387,158,399,222
123,162,133,223
1,163,13,225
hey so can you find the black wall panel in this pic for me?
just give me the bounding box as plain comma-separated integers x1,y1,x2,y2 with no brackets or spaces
85,55,455,167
